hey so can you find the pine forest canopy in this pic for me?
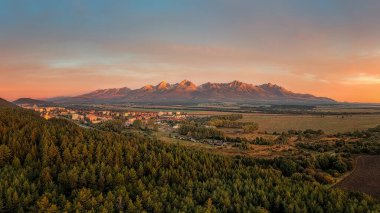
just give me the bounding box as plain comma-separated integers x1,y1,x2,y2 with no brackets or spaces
0,99,379,212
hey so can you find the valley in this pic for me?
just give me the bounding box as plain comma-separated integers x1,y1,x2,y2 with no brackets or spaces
1,97,380,211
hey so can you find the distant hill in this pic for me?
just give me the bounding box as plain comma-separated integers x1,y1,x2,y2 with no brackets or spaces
13,98,56,106
51,80,336,104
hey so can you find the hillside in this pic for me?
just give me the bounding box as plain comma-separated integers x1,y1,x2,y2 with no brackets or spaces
0,98,378,212
51,80,335,104
0,98,17,108
13,98,56,106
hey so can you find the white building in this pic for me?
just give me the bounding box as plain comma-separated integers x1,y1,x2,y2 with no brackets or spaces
71,114,81,120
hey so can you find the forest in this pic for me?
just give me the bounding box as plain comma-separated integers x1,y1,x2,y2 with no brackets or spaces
0,101,379,212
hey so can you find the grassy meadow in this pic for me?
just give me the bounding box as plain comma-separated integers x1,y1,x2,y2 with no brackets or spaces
241,114,380,134
187,111,380,134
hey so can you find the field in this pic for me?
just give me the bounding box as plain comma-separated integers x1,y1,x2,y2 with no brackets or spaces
335,155,380,199
156,131,297,158
182,107,380,134
188,112,380,134
238,114,380,134
83,104,380,134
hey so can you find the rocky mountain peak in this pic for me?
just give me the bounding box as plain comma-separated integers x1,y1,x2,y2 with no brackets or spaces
141,85,154,90
228,80,243,86
178,80,197,89
156,81,171,90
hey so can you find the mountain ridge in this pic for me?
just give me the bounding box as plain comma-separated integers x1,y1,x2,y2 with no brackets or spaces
49,80,335,104
0,98,18,108
13,98,56,106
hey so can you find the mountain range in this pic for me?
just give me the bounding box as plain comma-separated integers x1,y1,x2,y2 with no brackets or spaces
49,80,335,104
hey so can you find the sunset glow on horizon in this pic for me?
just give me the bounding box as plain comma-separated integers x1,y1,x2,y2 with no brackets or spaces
1,0,380,103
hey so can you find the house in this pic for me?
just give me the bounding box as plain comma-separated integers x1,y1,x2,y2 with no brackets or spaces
60,111,69,116
102,111,110,115
86,114,98,122
43,113,52,120
125,118,137,126
173,124,181,129
45,107,53,112
72,114,84,120
72,114,79,120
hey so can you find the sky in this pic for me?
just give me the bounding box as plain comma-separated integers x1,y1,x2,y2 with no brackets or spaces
1,0,380,103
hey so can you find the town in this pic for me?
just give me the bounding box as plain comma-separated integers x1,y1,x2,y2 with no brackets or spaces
18,104,188,126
